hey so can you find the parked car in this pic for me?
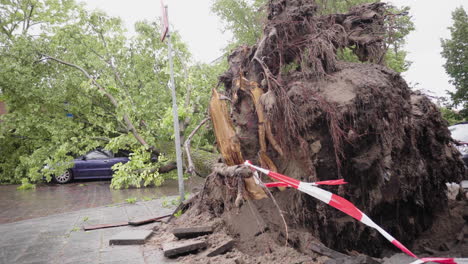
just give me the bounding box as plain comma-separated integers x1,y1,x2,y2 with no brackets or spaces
47,149,129,184
449,122,468,166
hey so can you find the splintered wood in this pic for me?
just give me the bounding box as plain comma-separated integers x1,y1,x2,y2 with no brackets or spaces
209,89,266,199
210,75,287,198
236,77,285,191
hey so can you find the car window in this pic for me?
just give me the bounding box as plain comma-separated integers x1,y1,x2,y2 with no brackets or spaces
101,150,114,158
449,124,468,143
85,150,112,160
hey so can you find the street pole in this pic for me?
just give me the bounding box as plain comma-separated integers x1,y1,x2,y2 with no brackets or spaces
165,6,185,202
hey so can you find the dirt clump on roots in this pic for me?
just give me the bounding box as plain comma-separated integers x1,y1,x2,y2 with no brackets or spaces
158,0,466,262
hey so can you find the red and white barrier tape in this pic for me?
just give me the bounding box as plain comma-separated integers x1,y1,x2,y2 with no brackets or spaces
410,258,468,264
244,160,468,264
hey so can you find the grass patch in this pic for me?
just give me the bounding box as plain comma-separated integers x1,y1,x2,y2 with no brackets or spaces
174,209,183,218
17,178,36,191
142,196,152,201
125,197,137,204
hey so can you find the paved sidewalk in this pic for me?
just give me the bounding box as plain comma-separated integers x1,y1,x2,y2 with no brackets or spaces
0,177,205,224
0,195,438,264
0,198,178,264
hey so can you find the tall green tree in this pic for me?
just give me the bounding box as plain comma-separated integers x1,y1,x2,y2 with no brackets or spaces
0,0,218,187
211,0,414,73
441,7,468,117
211,0,265,48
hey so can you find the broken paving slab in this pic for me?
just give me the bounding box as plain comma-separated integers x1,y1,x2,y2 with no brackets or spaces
162,239,207,258
207,239,235,257
172,226,213,239
109,230,153,245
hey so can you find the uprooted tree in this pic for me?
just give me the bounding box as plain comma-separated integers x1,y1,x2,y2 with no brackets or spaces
179,0,465,258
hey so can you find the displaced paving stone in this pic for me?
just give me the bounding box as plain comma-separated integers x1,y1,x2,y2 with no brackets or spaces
207,239,235,257
172,226,213,239
162,239,207,258
109,230,153,245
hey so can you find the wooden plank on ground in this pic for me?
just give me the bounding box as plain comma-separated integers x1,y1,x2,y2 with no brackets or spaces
83,222,128,231
128,214,172,226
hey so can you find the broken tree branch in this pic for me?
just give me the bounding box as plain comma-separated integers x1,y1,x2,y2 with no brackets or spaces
42,54,159,154
183,117,210,177
134,161,177,175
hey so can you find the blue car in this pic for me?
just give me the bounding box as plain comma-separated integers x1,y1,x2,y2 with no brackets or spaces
51,150,129,184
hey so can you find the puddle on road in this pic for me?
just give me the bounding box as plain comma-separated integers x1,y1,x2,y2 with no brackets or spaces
0,176,205,224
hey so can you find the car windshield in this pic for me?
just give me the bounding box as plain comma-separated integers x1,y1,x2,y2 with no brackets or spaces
85,150,113,160
449,124,468,143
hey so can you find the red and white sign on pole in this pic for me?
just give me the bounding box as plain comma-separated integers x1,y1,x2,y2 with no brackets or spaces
160,0,169,41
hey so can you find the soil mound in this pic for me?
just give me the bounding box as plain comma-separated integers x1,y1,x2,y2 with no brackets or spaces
178,0,466,261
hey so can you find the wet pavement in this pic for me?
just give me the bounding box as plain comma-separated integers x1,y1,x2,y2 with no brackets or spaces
0,177,205,224
0,177,446,264
0,198,178,264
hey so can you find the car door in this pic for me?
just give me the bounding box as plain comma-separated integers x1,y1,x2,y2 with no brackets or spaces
74,150,112,179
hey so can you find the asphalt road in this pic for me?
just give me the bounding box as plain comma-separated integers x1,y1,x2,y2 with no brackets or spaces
0,177,204,224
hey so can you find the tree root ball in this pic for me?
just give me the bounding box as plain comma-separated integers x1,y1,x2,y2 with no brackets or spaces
183,0,466,258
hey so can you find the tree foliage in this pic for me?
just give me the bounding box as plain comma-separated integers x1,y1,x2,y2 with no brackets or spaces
0,0,219,187
211,0,265,48
441,7,468,117
211,0,414,73
440,107,465,126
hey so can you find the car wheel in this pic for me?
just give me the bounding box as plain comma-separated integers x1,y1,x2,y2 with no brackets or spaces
53,170,73,184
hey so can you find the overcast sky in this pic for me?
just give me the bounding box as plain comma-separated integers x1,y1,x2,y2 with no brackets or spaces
79,0,467,98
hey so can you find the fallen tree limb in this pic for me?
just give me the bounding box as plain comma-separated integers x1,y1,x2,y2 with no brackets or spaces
83,214,172,231
41,54,160,154
184,117,210,177
134,161,177,175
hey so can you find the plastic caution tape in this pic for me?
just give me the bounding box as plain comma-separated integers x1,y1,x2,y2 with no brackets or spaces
244,160,468,264
264,179,347,188
410,258,468,264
